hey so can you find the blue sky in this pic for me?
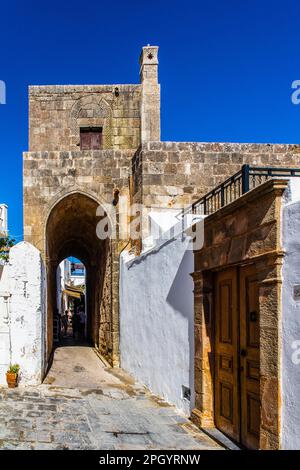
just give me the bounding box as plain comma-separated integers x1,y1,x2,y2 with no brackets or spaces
0,0,300,238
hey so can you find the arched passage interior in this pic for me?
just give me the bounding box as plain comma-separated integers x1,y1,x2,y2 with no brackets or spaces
45,192,112,364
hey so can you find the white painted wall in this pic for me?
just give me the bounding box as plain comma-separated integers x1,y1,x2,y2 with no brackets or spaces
281,179,300,449
0,263,11,384
7,242,46,385
120,231,195,416
70,274,85,286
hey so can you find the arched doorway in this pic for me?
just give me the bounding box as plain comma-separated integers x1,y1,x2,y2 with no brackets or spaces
45,192,112,367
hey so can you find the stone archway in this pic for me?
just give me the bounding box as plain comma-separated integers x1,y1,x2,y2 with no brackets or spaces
45,192,113,367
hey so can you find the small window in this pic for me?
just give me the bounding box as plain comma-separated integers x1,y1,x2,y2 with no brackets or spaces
80,127,103,150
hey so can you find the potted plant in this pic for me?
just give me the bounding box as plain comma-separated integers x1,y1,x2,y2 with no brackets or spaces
6,364,20,388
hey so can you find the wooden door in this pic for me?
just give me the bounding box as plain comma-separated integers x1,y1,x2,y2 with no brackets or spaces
91,129,102,149
80,128,102,150
239,265,260,449
80,128,92,150
215,268,240,442
214,265,260,449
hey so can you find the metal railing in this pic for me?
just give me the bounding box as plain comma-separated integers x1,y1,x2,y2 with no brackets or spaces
186,164,300,216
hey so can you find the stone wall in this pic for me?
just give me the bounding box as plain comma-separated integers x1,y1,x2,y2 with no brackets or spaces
24,45,161,368
23,148,135,367
23,149,134,252
99,241,112,361
133,142,300,210
28,46,161,153
29,85,142,152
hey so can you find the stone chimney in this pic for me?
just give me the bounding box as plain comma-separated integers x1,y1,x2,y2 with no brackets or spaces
140,45,160,143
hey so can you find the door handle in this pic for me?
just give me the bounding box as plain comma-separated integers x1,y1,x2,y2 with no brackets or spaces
240,349,247,357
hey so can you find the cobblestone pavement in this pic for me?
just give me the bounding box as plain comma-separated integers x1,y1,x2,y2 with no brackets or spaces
0,382,224,450
0,346,223,450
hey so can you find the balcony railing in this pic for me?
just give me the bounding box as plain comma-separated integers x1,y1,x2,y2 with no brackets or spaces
185,164,300,216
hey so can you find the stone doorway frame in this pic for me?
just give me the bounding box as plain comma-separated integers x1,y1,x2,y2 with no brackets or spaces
190,180,288,450
191,252,283,449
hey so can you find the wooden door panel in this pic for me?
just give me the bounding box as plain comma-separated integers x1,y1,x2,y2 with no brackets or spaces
220,382,234,421
91,130,102,150
215,268,239,442
80,128,102,150
240,265,260,449
219,354,233,373
247,392,260,438
219,281,232,344
246,359,259,381
80,131,91,150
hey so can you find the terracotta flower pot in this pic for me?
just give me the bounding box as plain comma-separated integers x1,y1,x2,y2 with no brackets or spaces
6,372,18,388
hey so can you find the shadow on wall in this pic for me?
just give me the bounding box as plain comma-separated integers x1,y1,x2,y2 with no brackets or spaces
120,233,195,415
166,249,195,409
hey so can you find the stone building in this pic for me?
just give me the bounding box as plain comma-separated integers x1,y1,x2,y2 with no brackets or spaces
23,46,160,368
17,45,300,449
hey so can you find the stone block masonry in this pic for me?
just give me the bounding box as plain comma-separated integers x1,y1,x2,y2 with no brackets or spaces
23,149,135,252
23,45,161,369
133,142,300,211
29,85,142,152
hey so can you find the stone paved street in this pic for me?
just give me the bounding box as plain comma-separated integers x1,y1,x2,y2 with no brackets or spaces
0,346,223,450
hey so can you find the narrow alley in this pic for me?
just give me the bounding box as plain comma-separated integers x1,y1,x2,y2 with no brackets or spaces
0,345,222,450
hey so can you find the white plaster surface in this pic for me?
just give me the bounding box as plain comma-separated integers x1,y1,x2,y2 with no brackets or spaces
7,242,46,385
282,179,300,449
0,263,11,384
120,231,195,416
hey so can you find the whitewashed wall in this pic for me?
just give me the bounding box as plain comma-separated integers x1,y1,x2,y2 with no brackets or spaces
0,263,11,384
0,242,46,386
281,179,300,449
120,231,195,416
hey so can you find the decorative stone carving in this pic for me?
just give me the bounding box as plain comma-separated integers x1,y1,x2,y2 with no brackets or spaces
70,95,112,148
